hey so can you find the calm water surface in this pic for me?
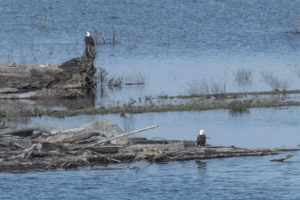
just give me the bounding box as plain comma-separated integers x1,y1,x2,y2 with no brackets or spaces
28,106,300,148
1,1,300,199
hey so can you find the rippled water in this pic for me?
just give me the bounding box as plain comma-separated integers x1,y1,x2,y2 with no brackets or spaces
1,0,300,100
1,156,300,200
2,1,300,199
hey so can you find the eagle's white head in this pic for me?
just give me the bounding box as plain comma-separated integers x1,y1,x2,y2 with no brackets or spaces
86,32,91,37
199,129,205,135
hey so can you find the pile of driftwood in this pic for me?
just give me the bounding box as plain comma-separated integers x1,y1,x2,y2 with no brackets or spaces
0,36,96,100
0,118,298,173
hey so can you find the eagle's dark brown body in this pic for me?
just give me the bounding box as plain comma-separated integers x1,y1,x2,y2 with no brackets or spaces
197,134,206,146
85,35,95,47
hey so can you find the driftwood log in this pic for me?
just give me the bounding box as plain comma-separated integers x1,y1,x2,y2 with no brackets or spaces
0,118,298,172
0,35,96,99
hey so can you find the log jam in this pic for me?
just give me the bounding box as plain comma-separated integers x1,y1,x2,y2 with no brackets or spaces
0,119,298,173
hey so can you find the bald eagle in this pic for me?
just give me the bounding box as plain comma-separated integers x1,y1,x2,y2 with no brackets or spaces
83,32,97,59
85,32,95,47
196,129,206,146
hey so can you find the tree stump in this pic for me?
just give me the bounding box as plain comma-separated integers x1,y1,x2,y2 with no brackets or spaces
0,35,97,99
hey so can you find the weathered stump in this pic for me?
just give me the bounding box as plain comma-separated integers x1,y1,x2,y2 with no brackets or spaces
0,36,97,99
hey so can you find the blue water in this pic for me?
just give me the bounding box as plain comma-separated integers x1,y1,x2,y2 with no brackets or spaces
28,106,300,148
2,1,300,199
2,0,300,100
10,106,297,199
1,156,300,200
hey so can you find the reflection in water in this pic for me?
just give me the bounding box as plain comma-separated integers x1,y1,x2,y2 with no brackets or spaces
196,160,207,169
235,68,253,88
229,110,250,117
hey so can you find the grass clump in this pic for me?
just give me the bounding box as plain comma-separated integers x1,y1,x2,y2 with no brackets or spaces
108,77,123,88
124,73,146,85
186,80,210,97
227,100,252,113
99,68,109,86
211,82,226,99
186,80,227,98
261,71,288,92
93,27,120,46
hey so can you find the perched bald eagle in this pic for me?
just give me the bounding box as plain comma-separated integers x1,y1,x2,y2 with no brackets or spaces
83,32,97,59
85,32,95,47
196,129,206,146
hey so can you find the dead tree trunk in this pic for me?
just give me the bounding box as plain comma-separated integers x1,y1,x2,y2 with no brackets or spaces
0,36,97,99
1,118,129,145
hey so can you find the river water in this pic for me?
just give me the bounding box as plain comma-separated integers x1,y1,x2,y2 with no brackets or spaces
1,0,300,100
1,106,298,199
29,106,300,149
1,0,300,199
1,155,300,200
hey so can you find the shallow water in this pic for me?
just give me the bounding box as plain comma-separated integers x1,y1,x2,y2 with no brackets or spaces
1,0,300,102
1,155,300,200
28,106,300,148
2,1,300,199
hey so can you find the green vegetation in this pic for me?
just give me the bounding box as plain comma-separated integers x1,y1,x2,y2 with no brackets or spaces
175,89,300,99
228,100,252,113
2,96,300,119
2,88,300,119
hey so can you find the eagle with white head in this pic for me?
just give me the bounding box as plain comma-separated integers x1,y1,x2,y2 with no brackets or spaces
85,32,95,47
196,129,206,146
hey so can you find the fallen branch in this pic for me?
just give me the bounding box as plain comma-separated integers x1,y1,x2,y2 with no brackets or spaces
69,125,158,150
98,125,159,145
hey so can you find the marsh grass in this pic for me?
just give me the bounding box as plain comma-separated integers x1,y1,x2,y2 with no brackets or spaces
93,27,120,46
2,94,300,119
124,73,146,85
99,68,109,86
98,68,146,89
186,80,226,99
108,77,123,88
261,71,288,92
186,80,210,97
211,82,226,99
228,99,252,113
35,99,300,118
